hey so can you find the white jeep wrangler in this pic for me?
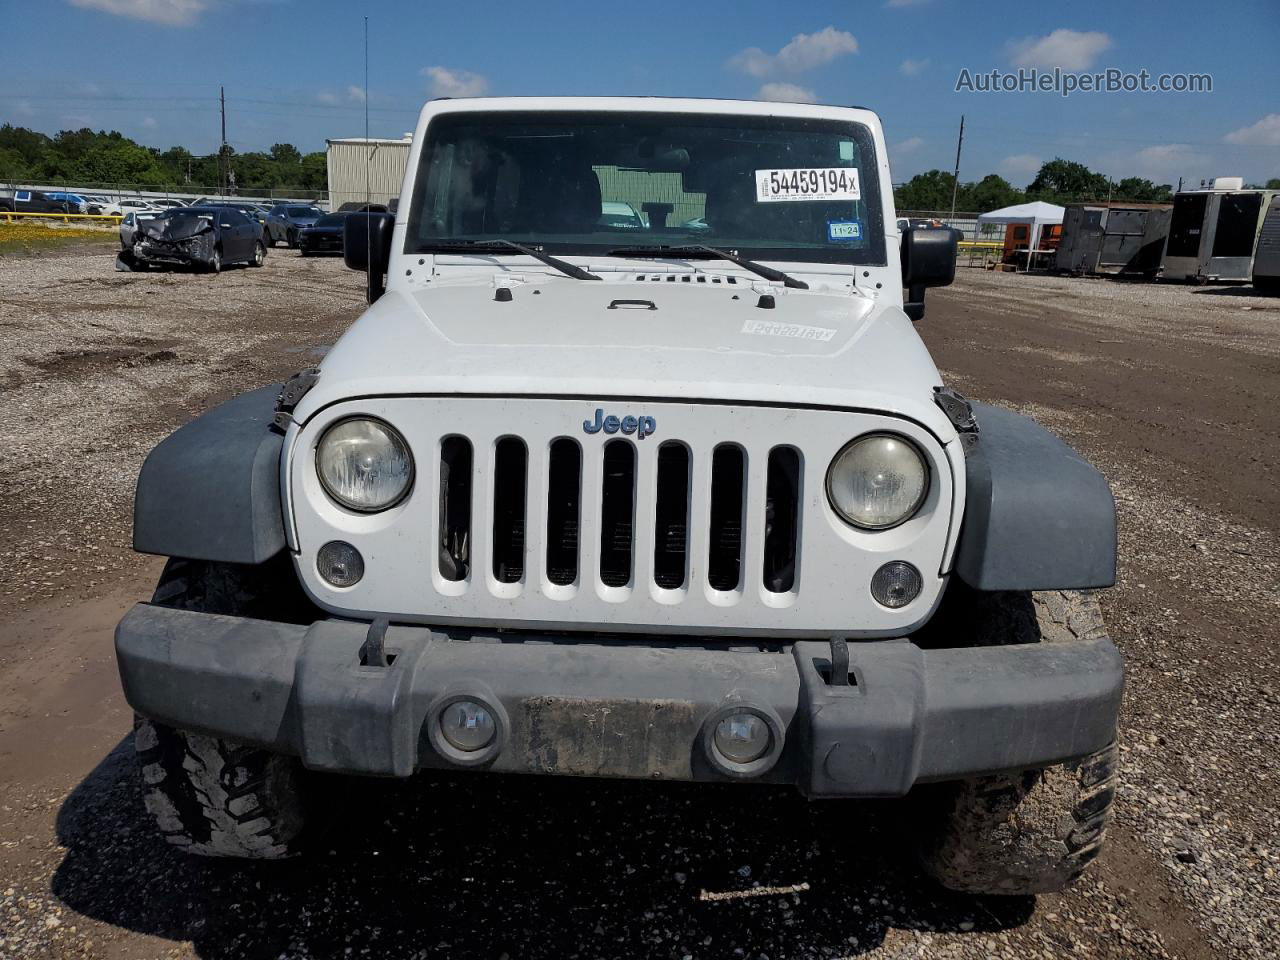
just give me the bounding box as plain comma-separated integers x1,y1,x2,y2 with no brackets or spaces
117,97,1121,894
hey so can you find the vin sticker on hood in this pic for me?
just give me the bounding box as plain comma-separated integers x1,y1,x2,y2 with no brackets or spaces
741,319,837,342
756,167,860,203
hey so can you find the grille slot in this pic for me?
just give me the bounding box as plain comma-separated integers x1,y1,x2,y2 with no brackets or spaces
439,436,473,582
707,445,745,591
545,439,581,586
763,446,801,594
491,437,527,584
653,442,690,590
599,439,636,588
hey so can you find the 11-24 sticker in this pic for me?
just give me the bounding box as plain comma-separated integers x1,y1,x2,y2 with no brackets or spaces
756,167,860,203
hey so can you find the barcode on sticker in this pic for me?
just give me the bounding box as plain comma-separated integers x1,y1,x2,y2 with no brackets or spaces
756,167,860,203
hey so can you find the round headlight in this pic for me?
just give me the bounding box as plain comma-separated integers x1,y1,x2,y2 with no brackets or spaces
316,417,413,512
826,434,928,530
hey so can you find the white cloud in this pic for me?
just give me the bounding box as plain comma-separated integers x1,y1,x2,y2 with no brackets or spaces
895,136,925,154
899,57,929,77
317,91,340,105
757,82,817,104
999,153,1042,177
347,85,366,103
1008,29,1112,70
729,26,858,78
15,100,34,115
1131,143,1209,180
422,66,489,98
141,116,157,128
1224,114,1280,146
887,0,929,6
68,0,205,26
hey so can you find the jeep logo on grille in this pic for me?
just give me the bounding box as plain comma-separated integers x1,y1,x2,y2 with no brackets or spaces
583,408,657,439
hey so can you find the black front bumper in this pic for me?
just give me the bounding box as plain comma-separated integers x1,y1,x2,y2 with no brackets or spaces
115,604,1123,796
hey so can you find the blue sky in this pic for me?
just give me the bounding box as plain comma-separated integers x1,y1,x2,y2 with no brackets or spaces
1,0,1277,187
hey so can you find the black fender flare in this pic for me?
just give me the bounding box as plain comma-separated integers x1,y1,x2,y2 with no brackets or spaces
133,385,286,564
954,403,1116,591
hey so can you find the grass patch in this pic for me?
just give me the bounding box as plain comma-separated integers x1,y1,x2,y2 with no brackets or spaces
0,221,116,256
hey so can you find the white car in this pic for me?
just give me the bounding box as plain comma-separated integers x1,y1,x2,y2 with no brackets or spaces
118,210,164,248
116,98,1122,896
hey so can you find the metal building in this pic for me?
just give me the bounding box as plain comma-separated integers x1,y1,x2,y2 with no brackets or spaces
326,135,413,210
1055,203,1172,279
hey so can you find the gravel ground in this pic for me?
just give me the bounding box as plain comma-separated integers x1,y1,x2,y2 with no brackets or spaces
0,254,1277,958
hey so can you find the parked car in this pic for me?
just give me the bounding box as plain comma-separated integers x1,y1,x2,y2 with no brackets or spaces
150,198,188,209
297,212,348,254
116,97,1121,901
202,201,269,237
266,203,325,247
0,189,65,214
123,205,267,272
80,194,121,216
336,201,388,212
118,198,162,216
118,210,164,248
43,191,92,214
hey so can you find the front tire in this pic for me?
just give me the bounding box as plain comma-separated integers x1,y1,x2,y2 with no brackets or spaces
915,590,1119,895
134,558,318,859
250,240,266,267
135,717,307,859
207,246,222,274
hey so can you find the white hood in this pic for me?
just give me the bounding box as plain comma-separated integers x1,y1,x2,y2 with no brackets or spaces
292,275,953,438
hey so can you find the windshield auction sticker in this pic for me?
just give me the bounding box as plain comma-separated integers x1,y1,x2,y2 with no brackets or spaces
756,167,860,203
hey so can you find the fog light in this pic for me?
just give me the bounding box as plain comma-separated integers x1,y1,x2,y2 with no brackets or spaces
317,540,364,587
713,712,771,764
440,699,496,752
870,561,922,608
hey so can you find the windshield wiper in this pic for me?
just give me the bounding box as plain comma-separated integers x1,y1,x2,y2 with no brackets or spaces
604,244,808,290
419,238,601,281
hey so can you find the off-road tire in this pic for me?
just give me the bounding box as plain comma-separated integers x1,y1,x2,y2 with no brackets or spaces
134,557,318,859
134,717,307,859
916,589,1118,895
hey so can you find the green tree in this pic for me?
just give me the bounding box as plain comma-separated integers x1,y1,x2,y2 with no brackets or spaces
894,169,956,211
270,143,302,167
1027,158,1110,202
1113,177,1173,202
1266,178,1280,190
964,174,1025,212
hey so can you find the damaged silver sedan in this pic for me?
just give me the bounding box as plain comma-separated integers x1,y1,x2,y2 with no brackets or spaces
117,206,266,273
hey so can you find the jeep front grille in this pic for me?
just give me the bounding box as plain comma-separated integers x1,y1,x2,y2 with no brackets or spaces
441,432,799,597
292,397,956,637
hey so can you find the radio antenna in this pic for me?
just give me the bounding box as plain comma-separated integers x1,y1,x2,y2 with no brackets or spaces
364,14,373,301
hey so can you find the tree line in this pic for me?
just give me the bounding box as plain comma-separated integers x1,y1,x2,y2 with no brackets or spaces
0,124,327,192
895,157,1280,213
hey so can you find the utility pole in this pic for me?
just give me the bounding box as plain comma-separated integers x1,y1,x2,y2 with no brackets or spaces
219,85,227,196
948,114,964,222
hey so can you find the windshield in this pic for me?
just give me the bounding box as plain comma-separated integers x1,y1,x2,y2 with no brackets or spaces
314,214,346,228
406,110,886,265
287,206,320,217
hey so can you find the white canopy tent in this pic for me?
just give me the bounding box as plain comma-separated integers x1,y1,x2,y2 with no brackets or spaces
976,201,1065,262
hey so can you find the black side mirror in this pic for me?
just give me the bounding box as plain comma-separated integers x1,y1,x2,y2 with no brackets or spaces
344,212,396,303
900,227,958,321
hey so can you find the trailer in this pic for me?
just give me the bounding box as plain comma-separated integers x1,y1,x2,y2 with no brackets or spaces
1162,179,1279,283
1056,203,1172,279
1252,195,1280,293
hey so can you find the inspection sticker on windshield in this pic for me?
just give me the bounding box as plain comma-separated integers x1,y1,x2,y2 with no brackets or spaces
827,219,862,241
756,167,860,203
